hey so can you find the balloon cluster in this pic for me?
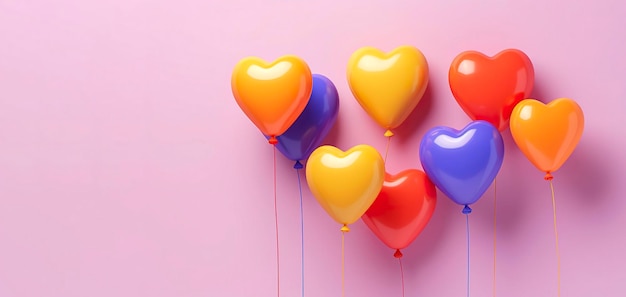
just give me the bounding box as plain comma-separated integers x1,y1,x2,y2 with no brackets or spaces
231,46,584,256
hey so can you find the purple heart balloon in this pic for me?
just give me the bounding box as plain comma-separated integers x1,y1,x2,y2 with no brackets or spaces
270,74,339,168
419,120,504,210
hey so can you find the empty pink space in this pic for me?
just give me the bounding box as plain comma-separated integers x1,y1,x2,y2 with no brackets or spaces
0,0,624,296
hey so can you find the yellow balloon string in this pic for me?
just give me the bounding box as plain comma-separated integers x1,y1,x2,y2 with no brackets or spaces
493,178,497,297
384,132,392,164
341,225,349,297
273,146,281,297
549,178,561,297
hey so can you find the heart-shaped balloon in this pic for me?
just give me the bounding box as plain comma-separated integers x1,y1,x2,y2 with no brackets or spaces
449,49,534,131
362,169,437,253
231,55,312,143
347,45,429,135
419,121,504,207
271,74,339,167
510,98,584,177
306,145,385,227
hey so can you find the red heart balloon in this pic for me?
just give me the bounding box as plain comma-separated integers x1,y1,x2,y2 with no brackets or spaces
362,169,437,255
448,49,534,131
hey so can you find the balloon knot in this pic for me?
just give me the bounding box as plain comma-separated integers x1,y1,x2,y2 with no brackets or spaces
268,136,278,145
394,249,403,258
462,205,472,214
544,172,554,181
340,225,350,233
384,130,394,137
293,160,303,169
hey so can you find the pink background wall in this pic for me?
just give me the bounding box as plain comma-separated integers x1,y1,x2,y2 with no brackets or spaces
1,0,625,296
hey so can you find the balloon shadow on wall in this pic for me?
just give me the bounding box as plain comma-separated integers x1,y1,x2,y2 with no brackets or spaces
472,79,552,234
529,79,560,106
473,128,532,236
321,110,342,148
393,85,435,144
555,134,612,213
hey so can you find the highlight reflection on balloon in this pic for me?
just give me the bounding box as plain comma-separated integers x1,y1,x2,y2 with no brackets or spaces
449,49,534,131
419,121,504,207
362,169,437,253
347,45,429,134
510,98,584,177
306,145,385,227
231,55,312,142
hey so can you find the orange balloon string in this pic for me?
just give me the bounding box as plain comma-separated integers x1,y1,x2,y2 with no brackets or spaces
548,178,561,297
273,146,281,297
341,225,349,297
493,178,497,297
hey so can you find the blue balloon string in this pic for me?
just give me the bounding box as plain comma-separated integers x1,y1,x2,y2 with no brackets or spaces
465,209,471,297
296,166,305,297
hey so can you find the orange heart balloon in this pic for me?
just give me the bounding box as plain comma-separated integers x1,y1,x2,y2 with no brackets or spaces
510,98,584,178
347,46,429,136
231,55,312,143
449,49,534,131
305,144,385,229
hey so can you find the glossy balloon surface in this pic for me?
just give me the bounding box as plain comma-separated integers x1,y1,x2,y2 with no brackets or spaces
272,74,339,162
347,45,429,131
449,49,534,131
306,145,385,226
362,169,437,250
231,55,312,138
419,121,504,206
510,98,584,174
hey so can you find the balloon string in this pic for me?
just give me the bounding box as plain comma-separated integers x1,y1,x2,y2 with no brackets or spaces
341,225,349,297
549,179,561,297
296,166,305,297
384,133,392,164
399,257,405,297
493,178,497,297
341,229,346,297
465,209,471,297
273,146,280,297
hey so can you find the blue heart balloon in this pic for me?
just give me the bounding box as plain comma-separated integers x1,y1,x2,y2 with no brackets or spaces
269,74,339,168
419,120,504,209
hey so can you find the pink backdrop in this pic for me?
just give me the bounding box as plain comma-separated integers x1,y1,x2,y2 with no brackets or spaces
1,0,625,296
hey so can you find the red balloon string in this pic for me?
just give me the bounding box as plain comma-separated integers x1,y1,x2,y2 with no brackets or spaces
398,255,405,297
273,146,281,297
548,178,561,297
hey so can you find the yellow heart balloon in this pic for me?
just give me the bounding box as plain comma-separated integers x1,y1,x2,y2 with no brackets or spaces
231,55,312,143
347,46,429,135
305,145,385,228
